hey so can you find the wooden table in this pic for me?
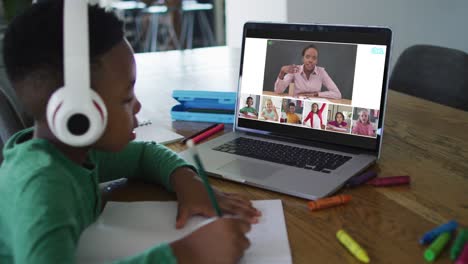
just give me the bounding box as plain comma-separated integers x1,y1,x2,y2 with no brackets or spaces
111,46,468,263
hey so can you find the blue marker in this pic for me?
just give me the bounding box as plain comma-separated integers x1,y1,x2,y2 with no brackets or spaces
419,220,458,245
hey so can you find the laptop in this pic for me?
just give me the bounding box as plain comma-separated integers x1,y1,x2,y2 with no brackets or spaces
180,22,392,200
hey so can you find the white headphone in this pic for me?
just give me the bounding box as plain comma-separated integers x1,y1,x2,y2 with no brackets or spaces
46,0,108,147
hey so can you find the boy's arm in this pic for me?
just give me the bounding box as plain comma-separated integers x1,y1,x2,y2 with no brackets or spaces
111,243,177,264
13,171,85,264
13,170,180,264
93,141,194,191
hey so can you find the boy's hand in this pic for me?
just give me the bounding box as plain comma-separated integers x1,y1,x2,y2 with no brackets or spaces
170,167,262,229
170,217,251,264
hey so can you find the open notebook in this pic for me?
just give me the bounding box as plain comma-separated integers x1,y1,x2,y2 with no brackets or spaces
76,200,292,264
134,120,184,145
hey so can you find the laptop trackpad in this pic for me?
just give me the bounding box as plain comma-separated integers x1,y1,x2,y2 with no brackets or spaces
217,160,278,180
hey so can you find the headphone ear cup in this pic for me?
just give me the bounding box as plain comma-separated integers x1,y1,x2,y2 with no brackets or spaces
89,89,108,130
46,87,108,147
46,87,67,138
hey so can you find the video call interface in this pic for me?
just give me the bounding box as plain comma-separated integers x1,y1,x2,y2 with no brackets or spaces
237,37,387,139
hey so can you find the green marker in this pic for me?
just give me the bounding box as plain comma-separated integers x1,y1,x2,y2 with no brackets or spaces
187,140,223,217
424,232,451,262
450,229,468,260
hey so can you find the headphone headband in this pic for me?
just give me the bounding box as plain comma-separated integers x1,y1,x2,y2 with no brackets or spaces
64,0,90,99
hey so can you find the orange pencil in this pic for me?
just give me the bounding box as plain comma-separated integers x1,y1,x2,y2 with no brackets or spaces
308,194,352,211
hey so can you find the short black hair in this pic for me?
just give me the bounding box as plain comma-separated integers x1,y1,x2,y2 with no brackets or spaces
302,44,318,56
2,1,124,120
3,1,124,84
288,102,295,107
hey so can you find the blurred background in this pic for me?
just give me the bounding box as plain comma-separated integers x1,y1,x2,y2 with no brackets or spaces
0,0,467,126
98,0,224,52
0,0,225,53
1,0,467,70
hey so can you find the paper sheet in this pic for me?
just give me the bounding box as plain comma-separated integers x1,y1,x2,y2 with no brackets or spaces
76,200,291,264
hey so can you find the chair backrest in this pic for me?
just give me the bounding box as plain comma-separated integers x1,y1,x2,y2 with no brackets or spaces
389,45,468,111
0,87,26,164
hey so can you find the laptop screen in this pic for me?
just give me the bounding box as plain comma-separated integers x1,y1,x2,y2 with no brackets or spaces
236,23,392,152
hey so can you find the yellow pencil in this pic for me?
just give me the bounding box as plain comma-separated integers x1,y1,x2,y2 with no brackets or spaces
336,229,370,263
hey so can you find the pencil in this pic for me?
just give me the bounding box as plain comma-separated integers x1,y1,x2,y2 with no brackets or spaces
186,140,223,217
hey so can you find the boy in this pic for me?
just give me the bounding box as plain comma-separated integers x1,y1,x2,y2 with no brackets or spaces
286,102,301,124
239,96,258,118
0,2,260,263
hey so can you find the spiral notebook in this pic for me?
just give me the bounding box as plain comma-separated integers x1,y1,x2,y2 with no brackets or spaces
134,120,184,145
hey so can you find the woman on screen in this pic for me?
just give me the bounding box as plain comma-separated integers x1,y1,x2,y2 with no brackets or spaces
274,44,341,99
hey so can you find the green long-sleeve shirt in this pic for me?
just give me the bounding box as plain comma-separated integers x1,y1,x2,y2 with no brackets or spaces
0,128,192,263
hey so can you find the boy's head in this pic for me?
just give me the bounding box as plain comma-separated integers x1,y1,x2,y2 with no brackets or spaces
288,102,296,113
3,1,141,151
246,96,253,106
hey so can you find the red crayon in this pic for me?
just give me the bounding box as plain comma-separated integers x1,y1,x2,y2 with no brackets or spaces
367,176,410,187
191,124,225,144
182,123,219,144
455,243,468,264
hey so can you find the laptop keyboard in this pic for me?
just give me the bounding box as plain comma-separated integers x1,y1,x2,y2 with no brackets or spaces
212,137,352,173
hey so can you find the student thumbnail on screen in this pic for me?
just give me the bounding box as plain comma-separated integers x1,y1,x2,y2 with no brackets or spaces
351,107,379,137
302,101,328,130
238,94,260,119
258,96,282,122
326,104,352,134
279,98,303,125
